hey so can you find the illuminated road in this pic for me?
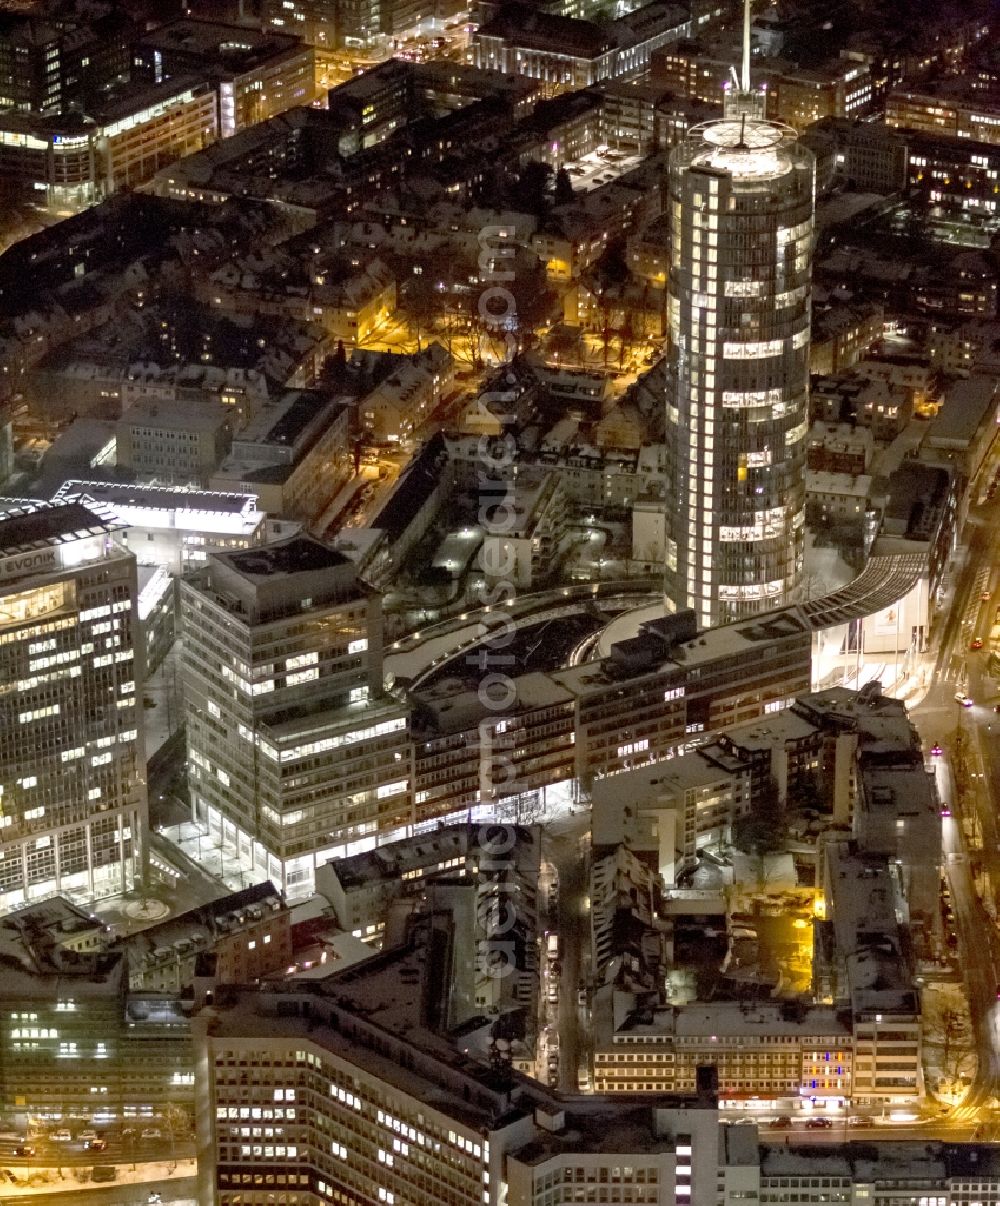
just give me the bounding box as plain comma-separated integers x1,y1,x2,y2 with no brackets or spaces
0,1179,196,1205
909,484,1000,1127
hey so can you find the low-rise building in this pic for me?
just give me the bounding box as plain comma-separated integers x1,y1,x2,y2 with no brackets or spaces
210,391,352,522
359,343,452,443
116,396,234,487
807,423,874,476
805,472,876,548
122,882,291,992
810,302,884,376
481,466,569,588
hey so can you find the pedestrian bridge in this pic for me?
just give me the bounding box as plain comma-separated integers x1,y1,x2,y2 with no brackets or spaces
800,552,927,631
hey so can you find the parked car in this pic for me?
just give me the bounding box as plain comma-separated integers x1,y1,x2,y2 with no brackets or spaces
141,1128,163,1141
772,1117,793,1129
805,1117,833,1129
91,1166,117,1183
51,1130,72,1143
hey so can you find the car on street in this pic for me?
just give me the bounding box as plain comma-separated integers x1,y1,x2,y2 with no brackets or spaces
51,1130,72,1143
971,637,984,650
931,744,942,756
86,1139,108,1152
771,1117,792,1129
141,1128,163,1141
805,1117,833,1129
955,692,974,707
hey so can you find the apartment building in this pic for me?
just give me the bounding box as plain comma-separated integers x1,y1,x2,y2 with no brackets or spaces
360,343,452,444
446,432,668,512
317,822,543,1017
590,749,752,885
810,303,885,377
179,534,411,897
123,881,292,993
481,467,570,589
193,910,723,1206
0,500,146,913
316,824,472,941
818,842,922,1104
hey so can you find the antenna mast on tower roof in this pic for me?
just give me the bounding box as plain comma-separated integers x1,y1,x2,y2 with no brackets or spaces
725,0,765,120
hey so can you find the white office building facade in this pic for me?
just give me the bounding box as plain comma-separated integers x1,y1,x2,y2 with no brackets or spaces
180,536,412,898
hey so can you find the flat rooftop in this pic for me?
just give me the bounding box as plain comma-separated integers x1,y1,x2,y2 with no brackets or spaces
56,480,260,517
138,18,303,70
0,499,119,555
121,396,231,432
220,535,350,579
928,374,998,447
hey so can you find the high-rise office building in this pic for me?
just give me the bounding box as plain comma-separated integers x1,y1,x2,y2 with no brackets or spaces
0,500,146,913
664,11,814,628
179,534,411,898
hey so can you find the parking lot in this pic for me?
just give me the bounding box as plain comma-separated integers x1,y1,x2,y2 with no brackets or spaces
563,147,645,194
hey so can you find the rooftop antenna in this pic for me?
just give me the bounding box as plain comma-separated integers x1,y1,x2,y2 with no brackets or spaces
741,0,751,92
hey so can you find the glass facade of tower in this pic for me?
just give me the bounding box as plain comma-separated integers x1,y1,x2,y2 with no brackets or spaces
665,99,815,628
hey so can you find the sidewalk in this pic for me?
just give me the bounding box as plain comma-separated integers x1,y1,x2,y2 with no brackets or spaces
0,1158,196,1199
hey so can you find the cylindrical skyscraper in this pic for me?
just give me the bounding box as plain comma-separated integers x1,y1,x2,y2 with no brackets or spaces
664,82,815,629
